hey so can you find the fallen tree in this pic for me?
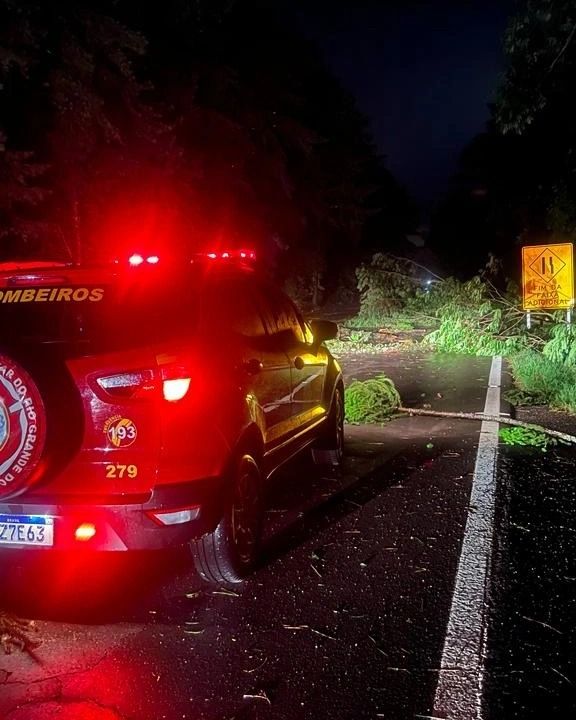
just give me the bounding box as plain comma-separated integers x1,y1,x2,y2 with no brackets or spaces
397,406,576,445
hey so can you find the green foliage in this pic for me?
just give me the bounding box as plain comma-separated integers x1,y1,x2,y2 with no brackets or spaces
354,252,477,329
508,350,576,412
353,257,537,357
348,330,372,343
495,0,576,135
0,134,49,251
424,317,526,357
548,183,576,235
355,254,523,338
355,253,422,318
494,0,576,234
422,276,529,356
352,249,576,418
499,426,558,452
541,323,576,365
344,375,401,424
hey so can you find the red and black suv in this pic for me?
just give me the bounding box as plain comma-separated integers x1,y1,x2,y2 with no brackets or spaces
0,253,343,584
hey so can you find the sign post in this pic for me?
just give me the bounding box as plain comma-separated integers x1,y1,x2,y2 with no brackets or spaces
522,243,574,321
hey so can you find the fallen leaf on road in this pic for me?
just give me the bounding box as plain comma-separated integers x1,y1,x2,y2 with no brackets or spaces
282,624,309,630
243,656,268,674
243,691,271,705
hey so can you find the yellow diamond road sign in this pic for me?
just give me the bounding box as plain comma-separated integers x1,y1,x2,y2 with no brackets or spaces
522,243,574,310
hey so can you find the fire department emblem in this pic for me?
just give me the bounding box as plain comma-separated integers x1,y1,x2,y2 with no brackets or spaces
0,356,46,496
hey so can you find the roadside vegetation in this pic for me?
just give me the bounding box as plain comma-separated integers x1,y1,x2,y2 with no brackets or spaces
336,252,576,416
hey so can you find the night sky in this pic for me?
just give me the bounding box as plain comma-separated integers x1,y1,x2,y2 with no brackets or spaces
292,0,517,219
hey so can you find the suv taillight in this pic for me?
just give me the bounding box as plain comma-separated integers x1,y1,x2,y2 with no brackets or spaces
160,365,192,402
96,370,156,399
96,364,192,402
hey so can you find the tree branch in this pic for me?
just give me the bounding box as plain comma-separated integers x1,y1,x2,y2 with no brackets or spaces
397,406,576,444
549,22,576,74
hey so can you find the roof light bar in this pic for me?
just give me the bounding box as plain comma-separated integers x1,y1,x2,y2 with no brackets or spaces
128,254,144,266
203,249,256,261
127,253,161,266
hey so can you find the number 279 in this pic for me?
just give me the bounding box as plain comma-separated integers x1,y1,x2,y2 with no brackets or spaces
106,464,138,479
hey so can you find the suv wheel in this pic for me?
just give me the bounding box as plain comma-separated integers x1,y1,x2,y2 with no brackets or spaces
191,453,263,585
312,384,344,466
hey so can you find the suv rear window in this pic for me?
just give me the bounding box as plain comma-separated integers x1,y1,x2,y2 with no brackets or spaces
0,277,198,354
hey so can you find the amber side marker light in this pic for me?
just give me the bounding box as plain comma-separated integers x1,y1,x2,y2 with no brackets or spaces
74,523,97,542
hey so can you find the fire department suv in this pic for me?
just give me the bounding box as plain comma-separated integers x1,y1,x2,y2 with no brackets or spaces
0,254,344,584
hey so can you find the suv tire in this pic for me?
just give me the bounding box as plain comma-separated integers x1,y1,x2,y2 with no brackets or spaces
311,383,344,466
191,452,263,585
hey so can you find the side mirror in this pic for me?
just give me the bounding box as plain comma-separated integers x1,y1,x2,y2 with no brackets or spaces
310,319,338,343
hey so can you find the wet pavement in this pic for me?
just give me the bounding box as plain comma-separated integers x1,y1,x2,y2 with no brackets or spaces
484,444,576,718
1,351,566,720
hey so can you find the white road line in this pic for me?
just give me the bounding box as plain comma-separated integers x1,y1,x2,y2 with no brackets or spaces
433,355,502,720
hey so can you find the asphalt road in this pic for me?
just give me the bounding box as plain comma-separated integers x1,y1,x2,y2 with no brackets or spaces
1,352,573,720
484,444,576,718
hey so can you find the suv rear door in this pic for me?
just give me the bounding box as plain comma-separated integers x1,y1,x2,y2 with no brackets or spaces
198,277,293,447
254,282,328,431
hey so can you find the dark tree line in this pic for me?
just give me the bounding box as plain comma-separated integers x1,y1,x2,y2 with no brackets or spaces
430,0,576,280
0,0,413,300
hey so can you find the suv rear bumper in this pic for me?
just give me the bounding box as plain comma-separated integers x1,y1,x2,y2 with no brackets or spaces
0,477,225,551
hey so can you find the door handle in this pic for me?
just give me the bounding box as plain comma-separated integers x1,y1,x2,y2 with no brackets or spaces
244,358,263,375
293,356,305,370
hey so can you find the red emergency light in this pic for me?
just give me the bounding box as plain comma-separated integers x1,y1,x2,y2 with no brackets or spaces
127,254,160,266
204,249,256,261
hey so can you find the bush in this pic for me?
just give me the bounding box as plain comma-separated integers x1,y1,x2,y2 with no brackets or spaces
344,375,401,423
508,350,576,412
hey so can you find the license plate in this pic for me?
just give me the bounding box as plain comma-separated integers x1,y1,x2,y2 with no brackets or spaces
0,514,54,547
